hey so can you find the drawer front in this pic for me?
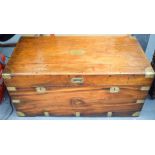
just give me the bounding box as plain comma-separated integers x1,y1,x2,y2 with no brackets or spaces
8,86,147,116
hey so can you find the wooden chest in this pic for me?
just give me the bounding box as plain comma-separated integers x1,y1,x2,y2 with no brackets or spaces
2,35,155,117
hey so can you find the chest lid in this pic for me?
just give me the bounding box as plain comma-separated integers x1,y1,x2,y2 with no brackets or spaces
2,35,154,87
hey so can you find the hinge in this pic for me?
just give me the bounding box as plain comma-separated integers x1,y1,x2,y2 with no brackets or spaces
140,86,150,91
132,111,140,117
145,67,155,78
7,87,16,91
136,100,145,104
107,112,113,117
44,112,50,116
2,73,11,79
35,86,46,93
110,87,120,93
75,112,80,117
12,99,20,104
17,111,25,117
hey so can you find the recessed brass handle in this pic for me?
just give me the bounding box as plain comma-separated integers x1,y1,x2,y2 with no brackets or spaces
36,86,46,93
71,77,84,84
110,87,120,93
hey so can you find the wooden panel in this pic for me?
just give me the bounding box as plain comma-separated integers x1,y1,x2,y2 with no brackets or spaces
8,85,148,93
10,86,146,116
3,35,152,76
9,86,148,101
4,75,153,87
14,102,143,117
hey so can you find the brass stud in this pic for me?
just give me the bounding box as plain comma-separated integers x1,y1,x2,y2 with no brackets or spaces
44,112,50,116
75,112,80,117
107,112,112,117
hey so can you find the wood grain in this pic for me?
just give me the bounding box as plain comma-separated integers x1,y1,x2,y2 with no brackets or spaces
10,86,146,116
14,102,143,117
4,75,153,87
3,35,151,75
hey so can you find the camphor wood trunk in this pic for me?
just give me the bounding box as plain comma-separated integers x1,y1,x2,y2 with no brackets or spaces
3,35,155,117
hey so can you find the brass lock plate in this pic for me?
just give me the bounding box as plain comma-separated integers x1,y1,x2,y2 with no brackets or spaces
71,77,84,84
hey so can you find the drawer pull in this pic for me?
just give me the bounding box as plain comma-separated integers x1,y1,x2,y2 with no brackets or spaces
71,77,84,84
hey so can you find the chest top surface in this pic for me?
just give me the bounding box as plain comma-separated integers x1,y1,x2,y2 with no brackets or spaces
4,35,152,75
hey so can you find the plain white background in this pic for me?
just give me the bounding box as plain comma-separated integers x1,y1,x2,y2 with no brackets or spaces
0,0,155,155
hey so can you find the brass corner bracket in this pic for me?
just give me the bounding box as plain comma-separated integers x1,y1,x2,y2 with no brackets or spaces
2,73,11,79
17,111,25,117
7,87,16,91
145,67,155,78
